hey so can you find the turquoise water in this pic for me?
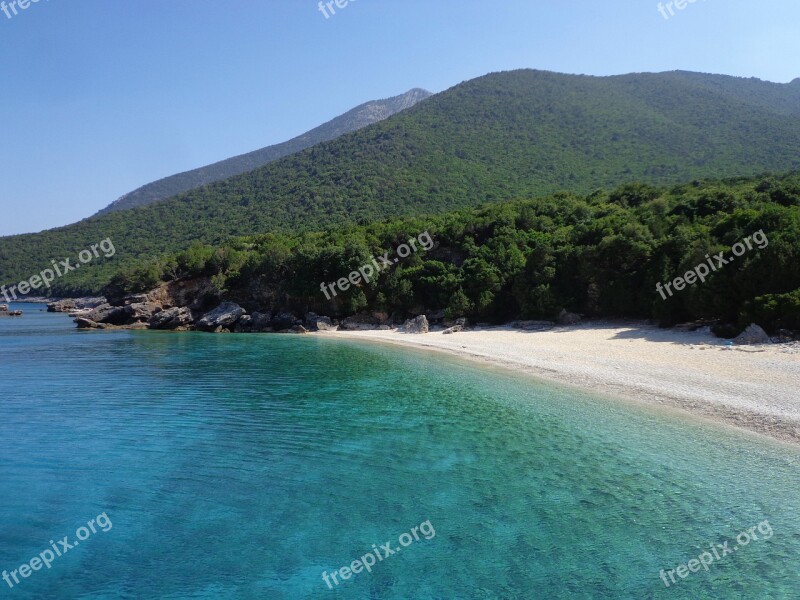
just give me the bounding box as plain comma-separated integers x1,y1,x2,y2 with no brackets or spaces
1,305,799,599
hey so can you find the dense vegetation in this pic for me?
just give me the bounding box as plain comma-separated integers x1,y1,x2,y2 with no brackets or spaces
97,89,431,214
2,70,800,295
107,172,800,333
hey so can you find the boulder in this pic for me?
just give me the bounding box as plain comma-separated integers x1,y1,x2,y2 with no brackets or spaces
232,315,253,333
734,323,771,345
196,302,245,332
557,309,582,325
250,312,273,333
340,314,382,331
75,318,104,330
125,302,160,323
149,307,195,330
305,312,335,331
443,325,463,334
271,311,299,330
404,315,429,334
86,303,130,326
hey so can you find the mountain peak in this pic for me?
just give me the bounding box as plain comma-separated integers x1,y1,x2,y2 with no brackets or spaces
97,88,432,215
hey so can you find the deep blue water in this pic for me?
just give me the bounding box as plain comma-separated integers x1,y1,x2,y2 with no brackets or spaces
1,304,799,599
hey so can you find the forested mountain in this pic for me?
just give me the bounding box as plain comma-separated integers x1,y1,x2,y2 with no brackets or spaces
2,69,800,294
97,88,432,214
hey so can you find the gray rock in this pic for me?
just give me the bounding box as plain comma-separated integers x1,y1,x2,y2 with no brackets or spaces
443,325,463,334
125,302,160,323
272,311,300,330
75,318,102,329
48,297,106,312
557,309,582,325
734,323,771,345
149,307,195,330
404,315,429,334
250,312,273,332
86,303,130,326
340,314,381,331
196,302,245,332
233,315,253,333
123,294,150,306
305,312,335,331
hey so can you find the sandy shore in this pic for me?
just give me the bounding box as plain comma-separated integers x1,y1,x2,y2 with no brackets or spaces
317,322,800,445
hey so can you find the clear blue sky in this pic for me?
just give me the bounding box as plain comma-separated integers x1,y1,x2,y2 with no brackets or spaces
1,0,798,236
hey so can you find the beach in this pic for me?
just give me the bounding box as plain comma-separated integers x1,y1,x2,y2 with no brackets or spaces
319,322,800,445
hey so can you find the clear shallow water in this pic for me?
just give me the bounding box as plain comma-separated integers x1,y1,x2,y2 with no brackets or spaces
1,305,799,599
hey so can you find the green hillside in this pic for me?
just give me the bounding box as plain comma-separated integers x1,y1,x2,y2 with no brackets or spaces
2,69,800,295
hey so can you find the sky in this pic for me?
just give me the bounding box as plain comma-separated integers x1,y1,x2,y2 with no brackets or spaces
0,0,798,236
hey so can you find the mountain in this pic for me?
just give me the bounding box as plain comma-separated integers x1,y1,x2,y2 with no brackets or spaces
2,69,800,295
97,88,432,214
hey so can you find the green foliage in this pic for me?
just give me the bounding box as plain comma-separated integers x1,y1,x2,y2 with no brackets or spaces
3,70,800,296
743,289,800,331
103,172,800,332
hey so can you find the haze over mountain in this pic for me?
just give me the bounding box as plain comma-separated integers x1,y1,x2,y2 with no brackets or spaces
2,69,800,294
97,88,432,214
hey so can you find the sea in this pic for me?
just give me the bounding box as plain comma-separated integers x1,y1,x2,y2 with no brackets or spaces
1,304,799,599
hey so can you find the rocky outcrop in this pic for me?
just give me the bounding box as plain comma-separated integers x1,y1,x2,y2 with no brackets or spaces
250,312,273,332
48,297,106,313
85,304,131,326
734,323,771,345
141,278,219,311
149,307,195,330
272,311,300,330
196,302,245,332
443,325,463,334
404,315,429,334
340,313,382,331
305,312,336,331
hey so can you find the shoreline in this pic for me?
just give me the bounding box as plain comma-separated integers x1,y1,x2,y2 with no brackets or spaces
315,322,800,446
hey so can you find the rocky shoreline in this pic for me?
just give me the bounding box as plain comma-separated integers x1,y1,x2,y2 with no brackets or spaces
42,277,792,345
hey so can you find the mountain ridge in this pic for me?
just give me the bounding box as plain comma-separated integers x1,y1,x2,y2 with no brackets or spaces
97,88,432,214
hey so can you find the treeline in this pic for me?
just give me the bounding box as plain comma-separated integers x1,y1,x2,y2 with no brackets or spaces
105,172,800,333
